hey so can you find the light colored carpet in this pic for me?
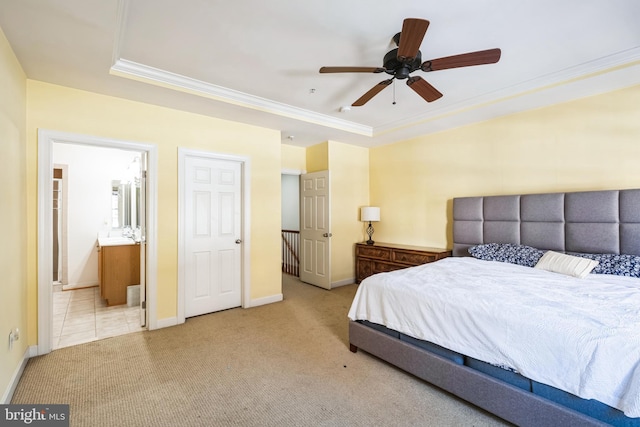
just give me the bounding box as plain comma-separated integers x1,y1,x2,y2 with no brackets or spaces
12,275,511,426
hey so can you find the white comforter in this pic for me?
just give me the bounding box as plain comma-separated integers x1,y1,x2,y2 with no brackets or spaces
347,257,640,417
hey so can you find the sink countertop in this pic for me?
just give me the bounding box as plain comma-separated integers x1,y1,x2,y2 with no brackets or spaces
98,237,137,247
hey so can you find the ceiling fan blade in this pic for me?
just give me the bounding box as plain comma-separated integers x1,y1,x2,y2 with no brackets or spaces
319,66,386,73
406,76,443,102
421,48,501,72
397,18,429,62
352,79,393,106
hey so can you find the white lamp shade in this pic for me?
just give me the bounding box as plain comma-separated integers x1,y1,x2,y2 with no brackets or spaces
361,207,380,222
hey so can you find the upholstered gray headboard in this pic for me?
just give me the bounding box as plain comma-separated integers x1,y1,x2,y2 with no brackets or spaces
453,189,640,257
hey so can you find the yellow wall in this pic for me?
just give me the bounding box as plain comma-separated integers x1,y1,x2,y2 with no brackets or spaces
327,141,369,284
281,144,306,171
25,80,283,340
306,142,328,172
370,84,640,249
0,27,28,401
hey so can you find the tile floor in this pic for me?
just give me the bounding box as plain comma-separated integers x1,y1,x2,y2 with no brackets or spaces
52,287,145,349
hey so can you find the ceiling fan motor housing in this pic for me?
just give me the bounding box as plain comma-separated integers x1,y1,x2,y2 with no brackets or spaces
383,48,422,79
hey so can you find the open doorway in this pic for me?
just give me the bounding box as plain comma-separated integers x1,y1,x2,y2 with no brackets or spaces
51,144,144,348
37,130,158,355
281,172,300,277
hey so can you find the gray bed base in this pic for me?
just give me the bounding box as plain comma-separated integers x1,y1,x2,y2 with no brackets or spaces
349,189,640,426
349,321,607,427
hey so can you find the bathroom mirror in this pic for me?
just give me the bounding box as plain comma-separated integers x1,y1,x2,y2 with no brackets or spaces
111,179,140,229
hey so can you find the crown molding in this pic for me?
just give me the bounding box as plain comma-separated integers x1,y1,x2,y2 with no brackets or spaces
110,0,371,137
110,49,639,145
112,0,130,66
110,58,373,136
376,46,640,136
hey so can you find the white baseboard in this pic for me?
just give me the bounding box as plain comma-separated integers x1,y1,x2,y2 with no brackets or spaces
2,345,37,404
248,293,283,308
331,278,355,288
164,294,283,326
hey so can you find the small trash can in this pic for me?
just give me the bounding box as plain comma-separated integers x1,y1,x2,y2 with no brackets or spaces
127,284,140,307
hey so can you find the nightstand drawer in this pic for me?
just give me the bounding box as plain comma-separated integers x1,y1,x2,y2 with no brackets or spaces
393,250,438,265
356,245,391,261
373,261,405,274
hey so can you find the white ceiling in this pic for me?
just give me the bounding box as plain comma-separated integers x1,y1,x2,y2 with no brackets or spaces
1,0,639,148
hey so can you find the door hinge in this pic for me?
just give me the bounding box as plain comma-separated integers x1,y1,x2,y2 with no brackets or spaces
142,170,147,179
141,301,146,309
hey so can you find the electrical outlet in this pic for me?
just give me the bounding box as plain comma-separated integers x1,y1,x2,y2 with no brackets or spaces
8,328,19,350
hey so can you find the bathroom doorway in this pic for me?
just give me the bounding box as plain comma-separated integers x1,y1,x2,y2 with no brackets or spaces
37,130,158,355
50,144,145,348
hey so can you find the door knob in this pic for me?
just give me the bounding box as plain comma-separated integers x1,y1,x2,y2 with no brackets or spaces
322,233,332,238
235,239,242,244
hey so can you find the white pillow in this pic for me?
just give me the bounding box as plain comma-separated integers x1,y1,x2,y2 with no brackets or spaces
534,251,599,279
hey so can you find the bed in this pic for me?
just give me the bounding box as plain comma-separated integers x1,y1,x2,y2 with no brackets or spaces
347,189,640,427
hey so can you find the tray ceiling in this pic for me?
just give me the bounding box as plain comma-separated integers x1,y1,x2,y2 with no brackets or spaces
1,0,639,147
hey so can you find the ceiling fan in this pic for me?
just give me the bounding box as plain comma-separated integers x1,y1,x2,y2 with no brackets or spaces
319,18,501,107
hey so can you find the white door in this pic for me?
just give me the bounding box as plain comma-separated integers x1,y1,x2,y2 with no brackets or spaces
184,155,242,317
299,171,331,289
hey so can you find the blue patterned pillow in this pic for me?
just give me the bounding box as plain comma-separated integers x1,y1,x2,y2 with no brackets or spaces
468,243,545,267
568,253,640,277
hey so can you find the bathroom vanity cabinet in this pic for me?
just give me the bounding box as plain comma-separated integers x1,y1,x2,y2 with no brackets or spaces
98,241,140,306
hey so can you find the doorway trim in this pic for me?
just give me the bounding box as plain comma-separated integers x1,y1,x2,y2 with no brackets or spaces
177,148,251,324
37,129,159,355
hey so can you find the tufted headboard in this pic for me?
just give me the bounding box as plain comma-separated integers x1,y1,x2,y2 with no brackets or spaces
453,189,640,257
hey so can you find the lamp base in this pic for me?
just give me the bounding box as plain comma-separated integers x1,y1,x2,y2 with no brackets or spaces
365,221,375,245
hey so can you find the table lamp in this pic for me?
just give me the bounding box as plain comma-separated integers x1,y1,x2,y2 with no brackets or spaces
361,207,380,245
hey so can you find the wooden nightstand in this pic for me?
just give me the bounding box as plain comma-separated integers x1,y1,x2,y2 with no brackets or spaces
355,242,451,283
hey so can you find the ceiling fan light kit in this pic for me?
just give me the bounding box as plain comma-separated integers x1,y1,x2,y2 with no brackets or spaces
320,18,501,107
